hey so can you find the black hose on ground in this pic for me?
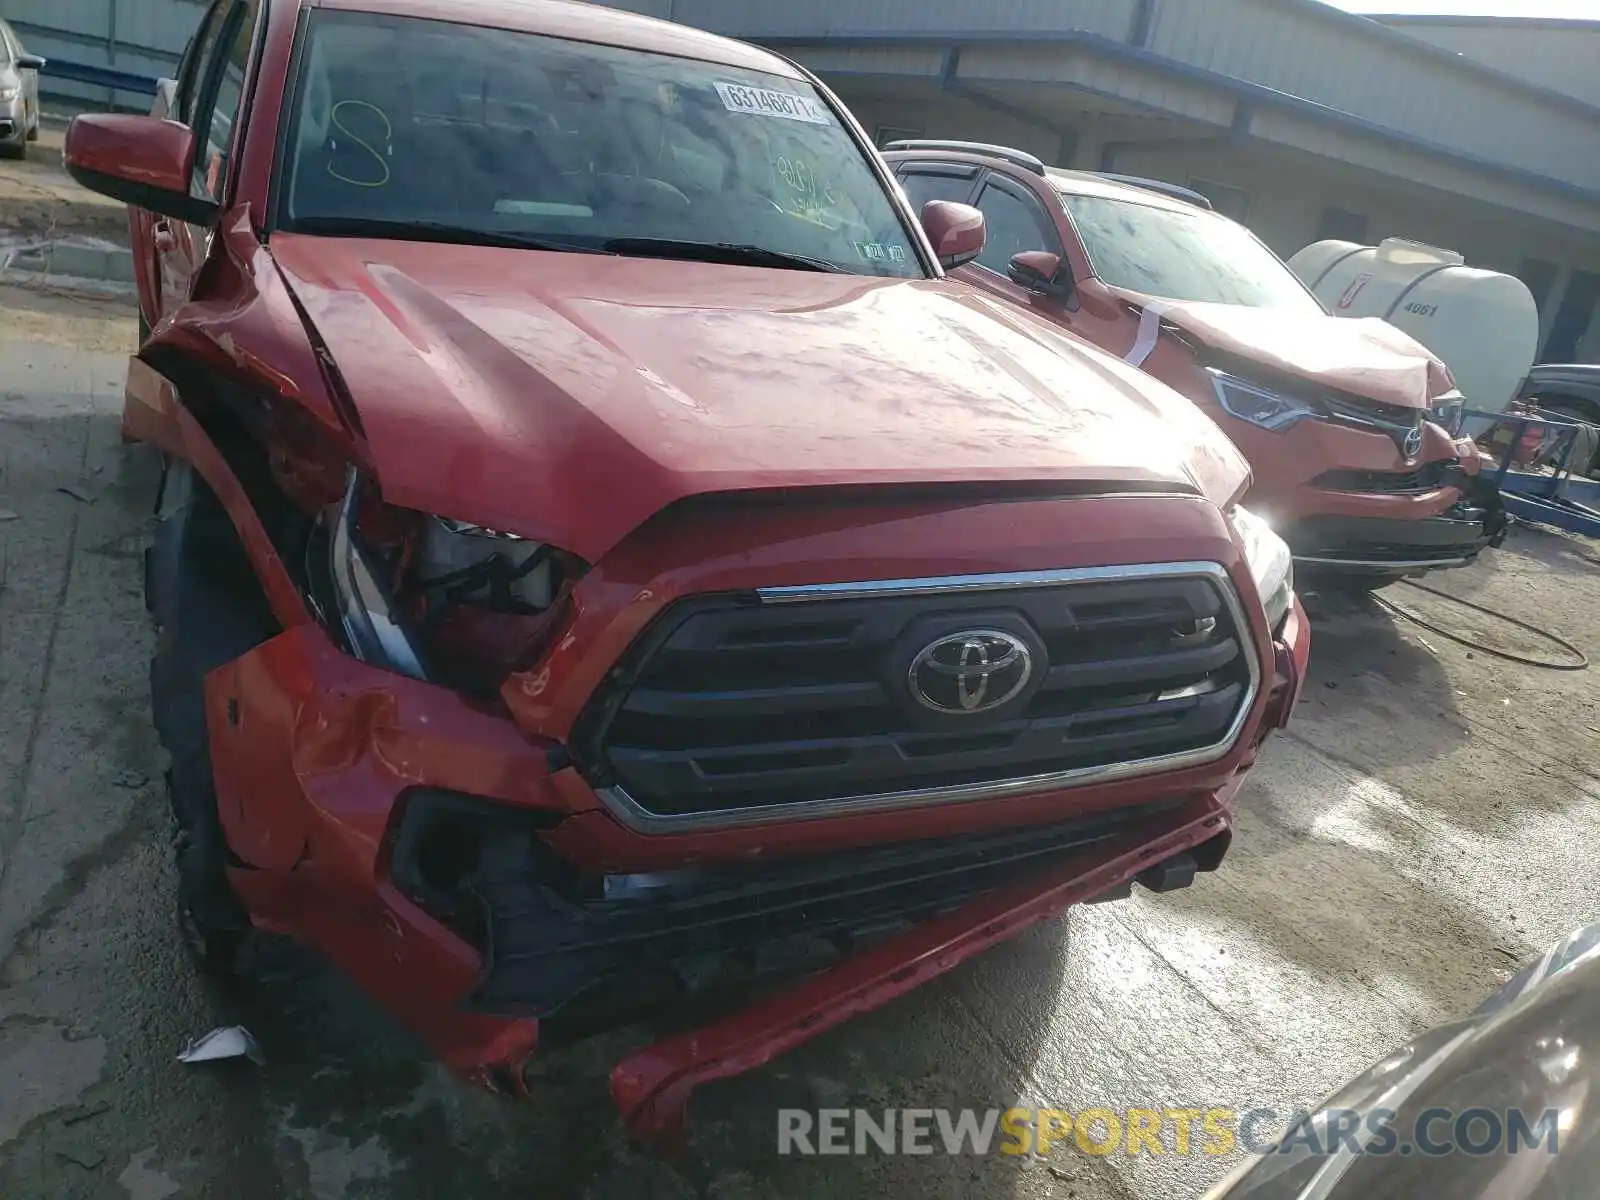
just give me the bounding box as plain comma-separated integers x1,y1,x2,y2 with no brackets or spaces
1371,580,1590,671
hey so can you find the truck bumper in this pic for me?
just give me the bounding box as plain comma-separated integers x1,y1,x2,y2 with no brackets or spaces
612,793,1235,1149
614,598,1309,1147
212,601,1307,1151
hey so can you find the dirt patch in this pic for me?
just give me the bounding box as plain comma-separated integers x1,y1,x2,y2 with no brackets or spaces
0,283,137,355
0,125,128,241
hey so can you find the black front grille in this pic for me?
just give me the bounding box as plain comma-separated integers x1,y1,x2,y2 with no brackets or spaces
574,571,1253,819
1313,461,1463,494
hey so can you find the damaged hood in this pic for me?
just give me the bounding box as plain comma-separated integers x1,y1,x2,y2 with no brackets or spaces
270,235,1249,561
1112,289,1456,410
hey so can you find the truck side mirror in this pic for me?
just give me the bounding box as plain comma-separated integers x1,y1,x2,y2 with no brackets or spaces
64,113,220,227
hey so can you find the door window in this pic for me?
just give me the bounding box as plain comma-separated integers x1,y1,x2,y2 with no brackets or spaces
973,181,1059,275
189,0,260,200
173,0,228,124
898,167,976,211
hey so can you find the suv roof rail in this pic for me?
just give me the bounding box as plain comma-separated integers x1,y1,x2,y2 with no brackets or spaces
1093,173,1214,211
882,139,1047,176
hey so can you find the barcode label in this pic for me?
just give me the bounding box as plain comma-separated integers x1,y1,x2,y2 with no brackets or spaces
714,82,832,125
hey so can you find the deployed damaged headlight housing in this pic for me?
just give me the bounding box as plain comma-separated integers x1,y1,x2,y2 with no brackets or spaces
1208,369,1316,433
1229,505,1294,632
323,470,561,683
414,516,556,611
328,468,429,679
1429,389,1466,437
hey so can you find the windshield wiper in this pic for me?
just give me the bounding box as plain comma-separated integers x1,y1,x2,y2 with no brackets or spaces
287,217,611,255
602,238,845,273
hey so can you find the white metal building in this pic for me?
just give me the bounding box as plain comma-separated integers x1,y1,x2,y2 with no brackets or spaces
11,0,1600,359
1375,14,1600,110
602,0,1600,365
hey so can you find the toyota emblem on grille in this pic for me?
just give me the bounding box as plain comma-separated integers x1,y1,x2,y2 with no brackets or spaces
1403,423,1423,459
908,630,1034,715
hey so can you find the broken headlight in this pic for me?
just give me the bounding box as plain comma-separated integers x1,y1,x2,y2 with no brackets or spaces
328,467,428,679
1429,390,1466,437
414,517,556,615
320,470,577,692
1229,505,1294,633
1208,369,1317,433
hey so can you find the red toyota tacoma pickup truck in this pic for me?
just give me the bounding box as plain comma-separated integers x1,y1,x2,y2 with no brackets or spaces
66,0,1308,1144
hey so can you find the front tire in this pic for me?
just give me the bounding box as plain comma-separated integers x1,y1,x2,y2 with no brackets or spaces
147,461,279,972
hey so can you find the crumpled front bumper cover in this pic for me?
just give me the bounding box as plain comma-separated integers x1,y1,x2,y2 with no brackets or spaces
611,794,1234,1150
609,599,1306,1148
1285,483,1507,575
208,600,1305,1152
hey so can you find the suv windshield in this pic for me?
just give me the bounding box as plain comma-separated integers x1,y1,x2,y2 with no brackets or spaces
1059,191,1325,313
278,12,923,278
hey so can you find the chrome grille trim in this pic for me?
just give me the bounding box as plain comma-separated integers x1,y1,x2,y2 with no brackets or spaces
593,562,1262,834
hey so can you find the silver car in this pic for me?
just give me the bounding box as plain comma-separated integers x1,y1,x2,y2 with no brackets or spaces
0,18,44,159
1204,923,1600,1199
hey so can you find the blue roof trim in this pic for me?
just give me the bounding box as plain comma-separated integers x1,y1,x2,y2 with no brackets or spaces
40,59,159,96
757,31,1600,208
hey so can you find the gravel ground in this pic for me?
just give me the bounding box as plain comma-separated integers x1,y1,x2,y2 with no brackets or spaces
0,282,1596,1199
0,124,128,242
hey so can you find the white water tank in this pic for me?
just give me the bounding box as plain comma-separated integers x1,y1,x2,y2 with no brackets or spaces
1287,237,1539,427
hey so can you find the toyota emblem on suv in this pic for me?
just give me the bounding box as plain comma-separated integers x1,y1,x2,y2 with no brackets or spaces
1403,423,1423,460
908,630,1034,715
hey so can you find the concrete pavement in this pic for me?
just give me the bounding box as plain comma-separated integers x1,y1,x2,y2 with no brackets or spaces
0,284,1597,1199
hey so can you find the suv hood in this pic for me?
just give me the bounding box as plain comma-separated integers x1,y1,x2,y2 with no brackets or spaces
1112,289,1455,410
271,236,1249,562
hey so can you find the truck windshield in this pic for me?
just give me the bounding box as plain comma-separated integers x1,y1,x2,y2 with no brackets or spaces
278,11,924,278
1059,191,1325,313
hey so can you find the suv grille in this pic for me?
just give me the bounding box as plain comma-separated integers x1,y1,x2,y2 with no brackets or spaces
574,566,1258,826
1313,461,1462,494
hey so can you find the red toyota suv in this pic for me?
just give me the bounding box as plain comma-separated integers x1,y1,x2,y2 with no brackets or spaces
66,0,1307,1144
883,141,1507,590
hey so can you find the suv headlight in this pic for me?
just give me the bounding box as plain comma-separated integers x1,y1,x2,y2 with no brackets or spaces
1429,390,1466,436
0,83,18,102
1208,369,1316,432
1229,505,1294,632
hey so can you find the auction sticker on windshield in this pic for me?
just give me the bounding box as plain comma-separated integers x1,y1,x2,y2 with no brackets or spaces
715,82,831,125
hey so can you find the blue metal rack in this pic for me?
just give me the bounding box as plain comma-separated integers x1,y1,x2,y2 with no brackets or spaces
39,58,159,97
1469,408,1600,539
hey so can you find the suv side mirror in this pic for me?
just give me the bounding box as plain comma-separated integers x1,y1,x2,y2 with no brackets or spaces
64,113,219,226
919,200,986,269
15,53,46,71
1008,250,1074,302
